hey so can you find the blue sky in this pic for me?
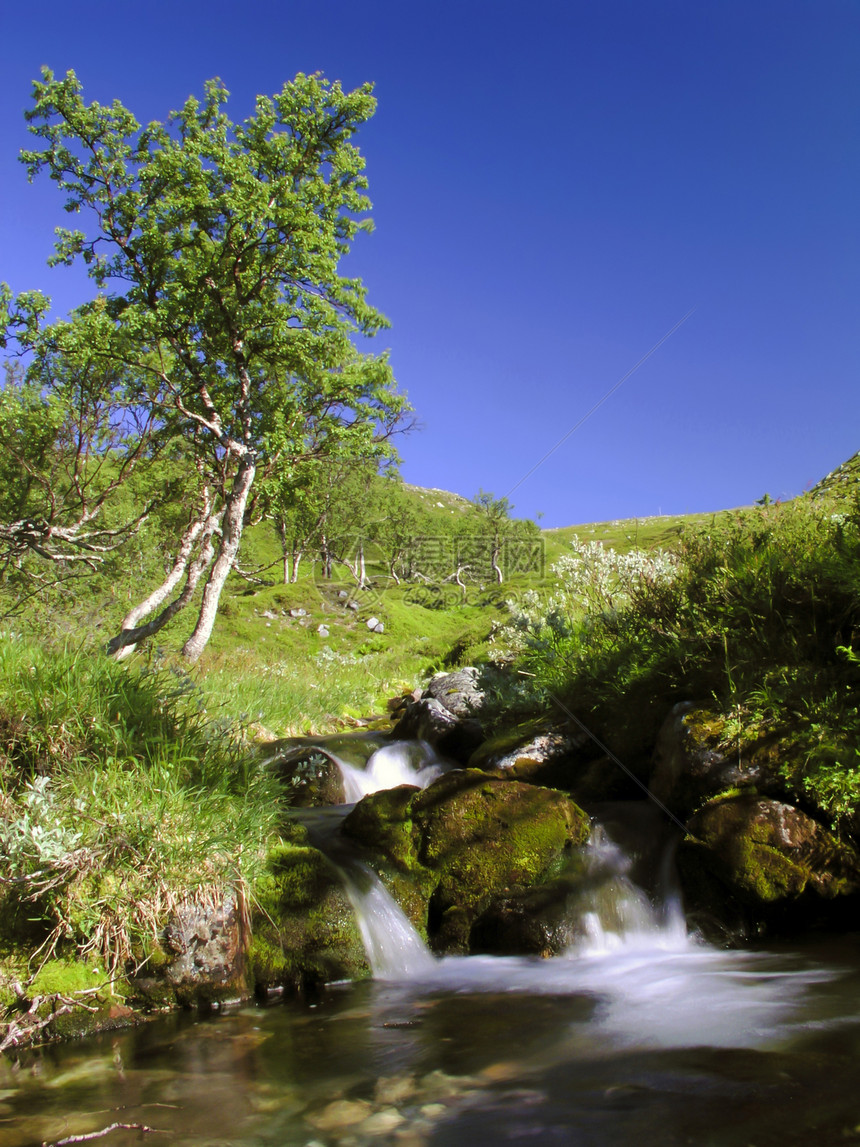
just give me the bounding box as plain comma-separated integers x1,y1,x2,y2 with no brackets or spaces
1,1,857,527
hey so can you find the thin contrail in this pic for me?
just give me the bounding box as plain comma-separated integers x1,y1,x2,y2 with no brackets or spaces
505,307,696,501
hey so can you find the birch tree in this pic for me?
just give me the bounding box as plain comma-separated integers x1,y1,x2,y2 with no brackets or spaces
21,68,406,660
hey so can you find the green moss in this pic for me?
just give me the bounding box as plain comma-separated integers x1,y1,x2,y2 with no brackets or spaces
250,839,368,992
29,959,103,998
344,769,590,952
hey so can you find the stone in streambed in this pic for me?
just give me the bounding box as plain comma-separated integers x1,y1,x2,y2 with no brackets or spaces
262,742,346,806
678,794,860,939
343,769,590,954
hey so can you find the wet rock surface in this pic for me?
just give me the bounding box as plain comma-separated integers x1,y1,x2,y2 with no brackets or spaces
678,794,860,938
343,768,591,953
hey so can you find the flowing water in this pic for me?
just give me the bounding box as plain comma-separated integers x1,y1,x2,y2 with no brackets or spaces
3,746,860,1146
333,740,446,803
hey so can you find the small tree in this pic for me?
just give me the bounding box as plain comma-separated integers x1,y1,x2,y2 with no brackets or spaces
0,321,166,611
21,69,407,660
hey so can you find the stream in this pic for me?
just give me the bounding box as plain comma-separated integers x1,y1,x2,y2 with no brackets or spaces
3,740,860,1146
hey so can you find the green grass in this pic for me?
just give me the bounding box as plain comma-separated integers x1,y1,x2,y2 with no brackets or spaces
505,492,860,824
0,637,280,978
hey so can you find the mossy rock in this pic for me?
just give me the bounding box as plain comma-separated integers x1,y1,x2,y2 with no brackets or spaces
249,841,367,992
469,718,640,802
651,702,792,819
678,794,860,938
266,744,346,807
343,769,590,953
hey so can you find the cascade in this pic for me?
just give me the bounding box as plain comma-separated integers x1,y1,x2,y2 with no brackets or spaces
296,738,833,1053
341,863,437,979
570,825,688,955
333,739,446,802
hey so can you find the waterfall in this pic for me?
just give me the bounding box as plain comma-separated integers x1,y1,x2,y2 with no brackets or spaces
335,740,445,802
570,826,688,955
337,824,689,983
303,797,830,1052
341,863,437,979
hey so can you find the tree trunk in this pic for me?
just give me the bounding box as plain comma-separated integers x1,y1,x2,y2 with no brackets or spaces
492,541,504,585
110,512,209,660
290,552,302,583
106,510,221,658
181,456,256,663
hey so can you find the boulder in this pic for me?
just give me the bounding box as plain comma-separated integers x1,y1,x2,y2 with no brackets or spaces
391,698,483,764
469,876,582,957
391,667,487,763
249,834,368,992
468,718,641,803
469,722,586,777
678,794,860,939
343,769,590,954
423,667,485,718
264,743,346,806
163,891,250,1004
129,889,252,1009
651,703,785,818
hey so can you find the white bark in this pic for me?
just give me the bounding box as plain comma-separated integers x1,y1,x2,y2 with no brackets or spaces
181,456,256,663
106,510,221,658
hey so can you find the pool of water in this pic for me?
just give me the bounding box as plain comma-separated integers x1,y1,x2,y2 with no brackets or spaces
3,933,860,1147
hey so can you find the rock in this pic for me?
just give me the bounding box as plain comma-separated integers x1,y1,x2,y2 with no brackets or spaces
260,609,277,619
307,1098,373,1131
390,668,487,763
651,703,785,818
367,616,380,630
249,838,368,991
374,1074,416,1105
343,769,590,953
469,877,580,956
424,667,484,718
391,697,484,764
264,742,346,806
678,794,860,939
468,718,638,802
160,890,251,1006
338,590,349,600
373,622,384,634
470,724,586,776
317,624,330,637
357,1108,406,1134
288,608,307,618
347,600,359,611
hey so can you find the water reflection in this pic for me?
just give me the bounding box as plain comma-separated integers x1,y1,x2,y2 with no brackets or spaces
0,938,859,1147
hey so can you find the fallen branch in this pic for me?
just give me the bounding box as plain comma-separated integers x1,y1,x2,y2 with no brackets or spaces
43,1123,168,1146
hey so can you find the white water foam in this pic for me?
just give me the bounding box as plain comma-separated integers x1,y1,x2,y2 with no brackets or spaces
343,863,437,979
343,827,832,1051
570,825,689,955
336,740,445,802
